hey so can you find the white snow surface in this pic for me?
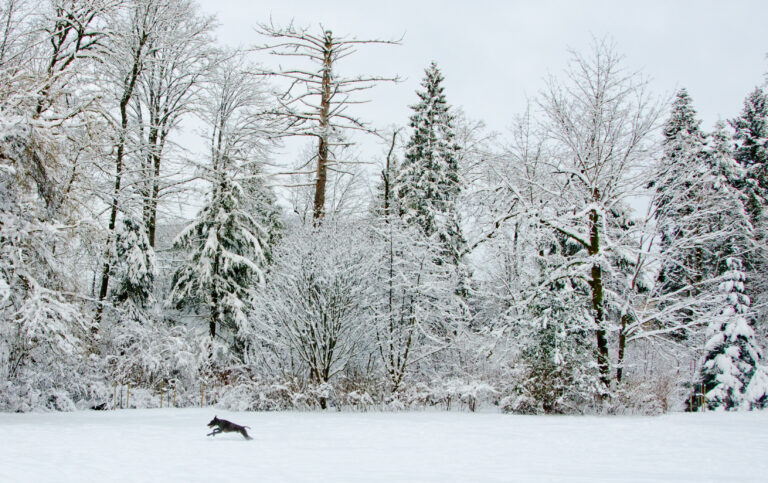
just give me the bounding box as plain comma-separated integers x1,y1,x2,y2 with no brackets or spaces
1,408,767,482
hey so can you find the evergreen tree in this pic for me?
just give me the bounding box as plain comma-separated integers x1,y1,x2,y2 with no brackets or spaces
396,62,466,268
653,89,710,294
650,91,756,360
697,258,766,410
110,217,157,309
706,120,754,272
730,88,768,331
240,165,282,265
509,240,605,414
731,87,768,225
169,168,271,345
169,57,277,352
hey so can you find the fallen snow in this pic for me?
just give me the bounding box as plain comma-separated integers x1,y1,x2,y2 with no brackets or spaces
1,408,767,482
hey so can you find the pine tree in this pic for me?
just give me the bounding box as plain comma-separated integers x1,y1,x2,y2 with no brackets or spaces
396,62,466,268
169,170,271,345
110,217,157,309
730,87,768,332
169,56,277,351
697,258,766,410
653,89,710,294
731,87,768,225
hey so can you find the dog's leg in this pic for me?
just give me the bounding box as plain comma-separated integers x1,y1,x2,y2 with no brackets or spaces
240,428,253,440
207,427,222,437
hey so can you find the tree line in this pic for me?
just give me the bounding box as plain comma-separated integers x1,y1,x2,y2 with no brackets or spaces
1,0,766,413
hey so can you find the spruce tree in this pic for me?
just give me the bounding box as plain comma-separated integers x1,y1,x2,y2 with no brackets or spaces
730,88,768,332
396,62,466,268
697,258,766,410
731,87,768,224
110,217,157,310
707,120,754,273
169,169,272,344
169,57,279,353
653,88,710,294
652,91,755,349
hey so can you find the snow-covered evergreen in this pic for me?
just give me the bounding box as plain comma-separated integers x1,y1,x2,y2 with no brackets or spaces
731,87,768,225
697,258,767,410
653,89,711,294
169,56,277,354
111,217,157,308
396,62,466,269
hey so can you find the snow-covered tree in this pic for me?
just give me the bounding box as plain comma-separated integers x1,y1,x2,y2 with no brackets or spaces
646,91,755,352
731,87,768,226
396,62,466,269
256,23,399,220
652,89,710,295
253,221,373,408
110,217,157,309
696,258,767,410
530,41,661,388
132,0,215,247
730,87,768,333
0,0,118,410
95,0,188,323
370,186,462,392
169,56,276,352
508,277,605,414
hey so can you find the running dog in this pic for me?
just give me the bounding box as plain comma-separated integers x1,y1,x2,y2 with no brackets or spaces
206,416,252,440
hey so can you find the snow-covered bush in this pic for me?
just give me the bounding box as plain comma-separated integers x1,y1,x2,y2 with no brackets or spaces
251,221,374,403
101,316,198,391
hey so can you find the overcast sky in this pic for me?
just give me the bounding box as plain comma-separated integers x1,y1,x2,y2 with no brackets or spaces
191,0,767,171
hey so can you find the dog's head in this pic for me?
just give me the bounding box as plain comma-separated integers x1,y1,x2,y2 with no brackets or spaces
207,416,219,428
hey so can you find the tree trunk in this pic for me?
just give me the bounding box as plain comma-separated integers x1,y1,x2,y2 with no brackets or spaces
94,32,149,327
142,123,160,247
616,312,629,383
589,206,611,388
312,31,333,221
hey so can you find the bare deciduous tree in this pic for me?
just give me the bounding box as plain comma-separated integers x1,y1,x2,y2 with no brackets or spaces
95,0,191,324
132,0,214,247
255,22,399,220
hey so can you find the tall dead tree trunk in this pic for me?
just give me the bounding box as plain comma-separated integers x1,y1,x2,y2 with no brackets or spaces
312,31,333,220
256,22,399,221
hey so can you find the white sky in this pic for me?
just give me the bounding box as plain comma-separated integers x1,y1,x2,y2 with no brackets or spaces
197,0,767,141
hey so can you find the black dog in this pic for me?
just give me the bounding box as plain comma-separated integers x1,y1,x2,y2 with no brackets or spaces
207,416,253,440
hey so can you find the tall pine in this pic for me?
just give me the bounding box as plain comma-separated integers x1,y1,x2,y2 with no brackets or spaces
396,62,466,269
696,258,767,410
730,87,768,333
653,89,710,294
731,87,768,225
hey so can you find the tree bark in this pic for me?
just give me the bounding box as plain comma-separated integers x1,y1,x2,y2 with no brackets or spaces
616,313,629,383
589,206,611,388
312,31,333,221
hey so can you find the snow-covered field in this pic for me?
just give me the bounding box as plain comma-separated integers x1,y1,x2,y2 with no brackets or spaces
1,408,767,482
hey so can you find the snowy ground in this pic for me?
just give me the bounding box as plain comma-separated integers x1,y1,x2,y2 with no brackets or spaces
1,408,767,482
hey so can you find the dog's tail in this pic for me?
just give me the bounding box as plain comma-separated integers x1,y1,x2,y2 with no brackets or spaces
244,426,250,429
